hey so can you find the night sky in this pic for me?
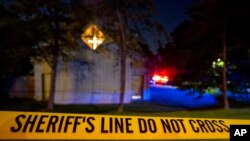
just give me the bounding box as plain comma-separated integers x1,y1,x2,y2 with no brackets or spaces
147,0,193,53
153,0,193,32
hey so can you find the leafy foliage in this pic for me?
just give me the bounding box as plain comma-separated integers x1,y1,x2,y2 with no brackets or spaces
159,0,250,96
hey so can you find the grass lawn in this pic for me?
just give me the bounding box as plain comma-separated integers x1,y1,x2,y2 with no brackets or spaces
1,98,250,119
0,99,250,119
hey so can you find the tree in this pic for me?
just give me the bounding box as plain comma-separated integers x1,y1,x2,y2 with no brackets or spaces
91,0,162,112
99,0,164,112
13,0,91,110
168,0,250,108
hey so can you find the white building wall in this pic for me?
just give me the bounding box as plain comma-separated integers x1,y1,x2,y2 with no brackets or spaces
34,44,134,104
34,62,51,101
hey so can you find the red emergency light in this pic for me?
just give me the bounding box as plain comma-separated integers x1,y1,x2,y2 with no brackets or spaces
152,74,169,84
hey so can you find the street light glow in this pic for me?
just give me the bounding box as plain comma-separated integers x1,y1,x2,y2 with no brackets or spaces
212,58,224,68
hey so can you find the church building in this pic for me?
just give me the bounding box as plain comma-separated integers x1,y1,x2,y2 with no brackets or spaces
33,24,150,104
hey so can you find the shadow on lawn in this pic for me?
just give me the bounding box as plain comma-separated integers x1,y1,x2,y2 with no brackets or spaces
54,101,188,114
1,97,250,114
0,97,187,113
0,97,46,111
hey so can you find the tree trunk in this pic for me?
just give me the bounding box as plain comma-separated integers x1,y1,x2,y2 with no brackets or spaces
221,1,229,110
222,32,229,109
47,9,59,111
116,8,126,112
47,56,58,111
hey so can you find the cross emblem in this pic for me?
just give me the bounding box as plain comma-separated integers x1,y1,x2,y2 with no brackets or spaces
88,34,102,50
81,24,105,50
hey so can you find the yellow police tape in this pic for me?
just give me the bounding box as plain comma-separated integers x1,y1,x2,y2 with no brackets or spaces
0,111,250,140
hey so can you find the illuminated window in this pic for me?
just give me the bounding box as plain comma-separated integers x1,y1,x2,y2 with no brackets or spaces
81,24,105,50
